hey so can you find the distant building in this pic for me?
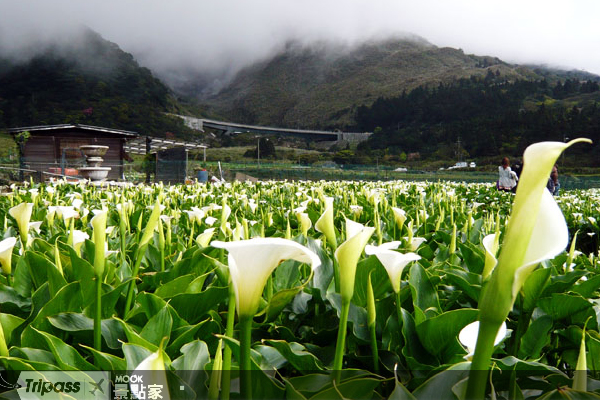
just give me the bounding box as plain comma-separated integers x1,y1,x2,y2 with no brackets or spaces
8,124,138,181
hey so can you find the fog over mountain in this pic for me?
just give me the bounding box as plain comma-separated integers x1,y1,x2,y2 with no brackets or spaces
1,0,599,94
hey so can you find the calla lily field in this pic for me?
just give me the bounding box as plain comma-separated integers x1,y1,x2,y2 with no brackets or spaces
0,140,600,399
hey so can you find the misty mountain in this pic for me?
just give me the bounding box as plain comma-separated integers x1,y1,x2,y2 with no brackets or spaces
0,27,195,138
196,36,598,130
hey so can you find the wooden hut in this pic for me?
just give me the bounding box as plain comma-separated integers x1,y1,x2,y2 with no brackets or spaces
8,124,138,181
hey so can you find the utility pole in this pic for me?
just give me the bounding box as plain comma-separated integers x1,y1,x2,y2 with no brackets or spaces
257,137,260,168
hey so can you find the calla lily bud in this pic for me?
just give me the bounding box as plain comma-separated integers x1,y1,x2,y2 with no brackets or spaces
482,233,499,279
139,201,161,249
315,197,337,249
211,238,321,319
449,223,457,254
0,237,17,274
91,210,107,277
196,228,215,248
335,219,375,303
296,212,312,237
9,202,33,245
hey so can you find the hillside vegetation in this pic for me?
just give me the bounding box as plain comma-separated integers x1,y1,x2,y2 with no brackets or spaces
0,27,196,139
200,36,591,130
351,74,600,165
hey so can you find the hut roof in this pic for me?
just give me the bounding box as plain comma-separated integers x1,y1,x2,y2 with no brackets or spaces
7,124,138,138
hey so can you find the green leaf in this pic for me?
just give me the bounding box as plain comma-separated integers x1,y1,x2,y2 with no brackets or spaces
24,251,66,297
169,287,228,324
11,254,34,297
521,267,551,312
264,287,302,322
80,344,127,371
154,274,196,298
172,340,211,371
519,315,553,360
309,377,382,400
263,340,325,372
47,312,125,350
10,347,56,365
538,293,597,325
0,283,31,315
536,388,600,399
66,246,96,306
409,263,440,323
353,257,392,308
401,308,437,369
217,335,286,399
83,280,131,319
166,319,218,358
31,282,83,332
327,293,370,342
571,274,600,298
415,308,478,360
542,270,588,297
412,362,471,400
122,343,154,370
0,356,60,371
32,327,96,371
273,259,302,292
115,318,158,352
0,313,25,346
389,378,417,400
444,270,481,303
140,306,173,346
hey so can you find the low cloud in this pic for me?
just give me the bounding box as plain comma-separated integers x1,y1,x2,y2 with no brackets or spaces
1,0,599,92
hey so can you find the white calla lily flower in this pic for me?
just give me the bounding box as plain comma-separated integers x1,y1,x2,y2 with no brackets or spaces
335,219,375,303
467,138,591,398
365,242,421,293
70,230,89,255
403,236,426,251
28,221,43,234
315,196,337,248
196,228,215,248
184,207,205,224
211,238,321,318
0,237,17,274
459,320,507,360
9,202,33,244
482,233,499,279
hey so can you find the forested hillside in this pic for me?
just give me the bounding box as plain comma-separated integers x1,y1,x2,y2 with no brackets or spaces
353,73,600,165
0,28,195,138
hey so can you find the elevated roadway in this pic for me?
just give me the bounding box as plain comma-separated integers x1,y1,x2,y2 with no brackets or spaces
175,115,371,143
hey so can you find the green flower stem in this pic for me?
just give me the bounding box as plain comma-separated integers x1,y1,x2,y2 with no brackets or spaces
93,275,102,357
221,287,236,400
239,315,253,400
124,247,145,316
119,218,127,266
333,300,351,383
465,319,503,400
367,272,378,373
396,291,403,330
333,258,341,294
369,324,379,373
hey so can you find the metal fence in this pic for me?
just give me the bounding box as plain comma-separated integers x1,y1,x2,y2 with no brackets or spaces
2,160,600,190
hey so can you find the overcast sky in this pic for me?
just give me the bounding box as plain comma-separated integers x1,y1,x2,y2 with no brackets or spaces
1,0,599,83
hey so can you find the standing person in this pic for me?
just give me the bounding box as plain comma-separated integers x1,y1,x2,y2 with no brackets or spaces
497,157,518,192
547,164,560,195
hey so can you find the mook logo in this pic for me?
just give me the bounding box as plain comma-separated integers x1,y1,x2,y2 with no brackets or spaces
17,371,109,400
